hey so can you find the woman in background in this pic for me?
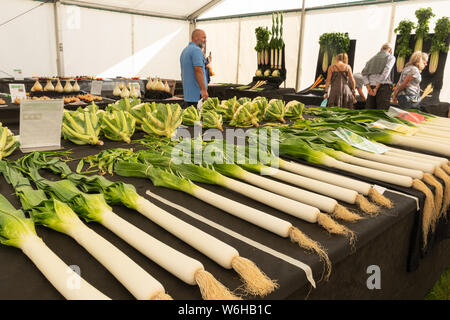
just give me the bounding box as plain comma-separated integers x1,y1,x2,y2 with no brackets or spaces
324,53,356,108
392,51,429,109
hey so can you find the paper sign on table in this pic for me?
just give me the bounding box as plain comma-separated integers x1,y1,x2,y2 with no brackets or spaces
386,107,425,124
90,80,103,95
19,100,64,152
369,119,418,136
13,68,24,80
9,83,26,102
333,128,390,154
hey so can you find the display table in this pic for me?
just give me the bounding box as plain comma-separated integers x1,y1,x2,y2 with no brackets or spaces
0,124,448,300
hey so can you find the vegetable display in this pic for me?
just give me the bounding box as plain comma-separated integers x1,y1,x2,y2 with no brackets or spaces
394,20,415,72
141,103,183,138
182,106,201,126
100,110,136,144
254,26,270,66
319,32,350,72
62,104,103,146
0,176,110,300
0,160,171,300
201,109,223,131
414,7,435,52
0,123,20,160
20,151,282,297
15,154,239,300
429,17,450,74
82,147,334,282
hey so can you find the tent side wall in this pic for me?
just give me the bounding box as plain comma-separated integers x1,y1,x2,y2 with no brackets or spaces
198,0,450,102
0,0,57,78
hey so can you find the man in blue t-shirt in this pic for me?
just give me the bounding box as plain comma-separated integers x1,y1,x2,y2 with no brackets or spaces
180,29,209,106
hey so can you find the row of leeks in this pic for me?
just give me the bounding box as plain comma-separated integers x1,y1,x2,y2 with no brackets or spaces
17,151,281,298
2,154,244,300
0,160,169,300
266,117,450,249
0,190,110,300
80,136,394,281
181,97,305,129
0,122,20,160
303,106,450,157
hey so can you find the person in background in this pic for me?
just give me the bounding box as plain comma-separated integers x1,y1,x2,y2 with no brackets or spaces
180,29,209,107
201,46,212,84
324,53,356,108
352,73,367,102
392,51,429,109
362,43,396,109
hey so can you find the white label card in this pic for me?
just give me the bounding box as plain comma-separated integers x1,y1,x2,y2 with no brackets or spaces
9,83,27,102
19,100,64,152
13,68,24,80
90,80,103,95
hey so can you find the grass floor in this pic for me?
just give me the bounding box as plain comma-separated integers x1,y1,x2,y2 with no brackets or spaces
425,264,450,300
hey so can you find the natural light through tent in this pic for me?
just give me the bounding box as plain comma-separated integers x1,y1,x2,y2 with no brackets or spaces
96,27,183,78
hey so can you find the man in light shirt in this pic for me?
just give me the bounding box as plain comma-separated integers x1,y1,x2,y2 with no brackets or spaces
180,29,209,108
362,43,396,109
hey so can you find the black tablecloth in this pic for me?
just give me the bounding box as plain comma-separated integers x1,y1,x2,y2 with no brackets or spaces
0,125,448,300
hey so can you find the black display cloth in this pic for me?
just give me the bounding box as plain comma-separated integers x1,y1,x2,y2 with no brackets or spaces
208,84,238,100
223,88,296,101
0,124,448,300
283,93,366,110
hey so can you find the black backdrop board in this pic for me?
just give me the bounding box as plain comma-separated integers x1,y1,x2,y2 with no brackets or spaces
393,33,450,105
251,45,286,89
294,39,356,99
315,39,357,84
0,124,448,299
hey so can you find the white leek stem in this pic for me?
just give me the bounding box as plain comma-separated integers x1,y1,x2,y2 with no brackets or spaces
100,210,203,285
221,176,319,223
335,152,424,179
413,133,450,144
383,151,442,169
323,156,413,188
190,185,293,236
417,126,450,137
279,159,372,195
260,166,358,204
379,144,449,164
68,225,164,300
352,149,436,173
419,123,450,132
239,168,337,213
20,235,110,300
135,197,239,269
389,134,450,157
